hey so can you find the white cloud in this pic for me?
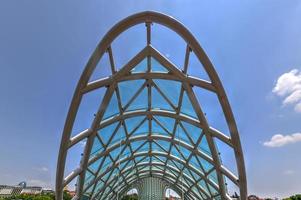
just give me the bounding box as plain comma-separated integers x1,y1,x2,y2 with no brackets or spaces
263,133,301,147
283,170,294,175
272,69,301,112
79,140,86,147
40,167,49,172
27,179,51,187
34,166,49,172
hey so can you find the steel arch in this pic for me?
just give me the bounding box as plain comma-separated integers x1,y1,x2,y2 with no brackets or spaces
56,11,247,200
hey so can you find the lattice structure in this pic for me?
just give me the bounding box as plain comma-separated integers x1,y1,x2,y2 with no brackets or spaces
136,177,166,200
56,11,247,200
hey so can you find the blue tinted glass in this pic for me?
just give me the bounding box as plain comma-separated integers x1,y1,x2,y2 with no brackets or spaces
126,87,148,111
109,126,126,145
152,142,163,152
151,57,168,72
131,58,147,73
156,155,167,162
181,121,202,144
110,146,121,160
131,119,149,136
152,120,169,136
90,136,103,156
208,183,218,195
153,79,181,105
103,92,120,119
118,80,145,107
131,140,146,151
190,155,198,167
181,91,197,118
84,170,94,185
152,86,174,111
89,158,101,173
124,116,145,133
208,170,218,184
155,116,175,133
199,179,210,194
175,124,190,144
199,135,211,156
199,157,213,173
98,122,119,144
121,147,131,159
156,140,170,152
180,146,191,158
170,146,180,158
93,181,104,194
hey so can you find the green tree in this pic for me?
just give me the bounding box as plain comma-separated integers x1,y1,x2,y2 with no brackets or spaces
284,194,301,200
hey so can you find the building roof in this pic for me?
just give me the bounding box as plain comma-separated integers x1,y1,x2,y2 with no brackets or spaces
56,11,247,200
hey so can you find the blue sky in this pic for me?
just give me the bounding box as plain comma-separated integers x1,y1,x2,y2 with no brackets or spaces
0,0,301,198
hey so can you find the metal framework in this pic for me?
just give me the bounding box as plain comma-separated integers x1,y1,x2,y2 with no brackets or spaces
56,11,247,200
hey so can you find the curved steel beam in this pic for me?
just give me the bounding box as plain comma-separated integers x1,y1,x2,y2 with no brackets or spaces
56,11,247,200
69,110,232,148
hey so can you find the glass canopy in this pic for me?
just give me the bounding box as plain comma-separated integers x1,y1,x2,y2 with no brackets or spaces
56,11,247,200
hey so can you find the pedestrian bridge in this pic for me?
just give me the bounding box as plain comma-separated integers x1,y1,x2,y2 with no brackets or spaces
56,11,247,200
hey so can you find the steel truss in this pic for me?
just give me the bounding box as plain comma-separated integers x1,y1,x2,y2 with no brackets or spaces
56,11,247,200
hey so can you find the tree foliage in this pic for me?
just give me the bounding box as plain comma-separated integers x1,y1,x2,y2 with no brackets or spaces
0,191,71,200
121,194,138,200
284,194,301,200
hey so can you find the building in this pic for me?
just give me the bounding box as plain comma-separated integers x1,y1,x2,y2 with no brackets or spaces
0,182,50,198
20,186,42,195
0,185,22,198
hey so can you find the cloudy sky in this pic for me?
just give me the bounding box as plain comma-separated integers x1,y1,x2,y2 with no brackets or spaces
0,0,300,198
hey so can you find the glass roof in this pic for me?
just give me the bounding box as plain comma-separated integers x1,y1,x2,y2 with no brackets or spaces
56,11,246,200
81,55,223,200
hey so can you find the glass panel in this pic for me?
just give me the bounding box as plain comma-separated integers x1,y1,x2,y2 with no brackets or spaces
124,116,145,133
199,157,213,173
181,121,202,144
103,92,120,119
187,51,210,81
131,57,147,73
151,57,169,72
208,184,219,196
109,125,126,146
131,119,149,136
84,170,94,186
152,142,163,152
170,146,181,159
98,122,119,145
199,179,210,194
153,79,181,106
155,116,175,133
126,87,148,111
122,146,131,158
152,119,169,136
131,140,146,151
151,86,174,111
110,146,121,160
89,158,102,173
93,180,104,195
181,91,198,118
208,170,218,184
156,140,170,152
175,124,190,144
118,80,145,107
199,135,212,156
179,146,191,159
156,155,167,162
90,136,103,157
